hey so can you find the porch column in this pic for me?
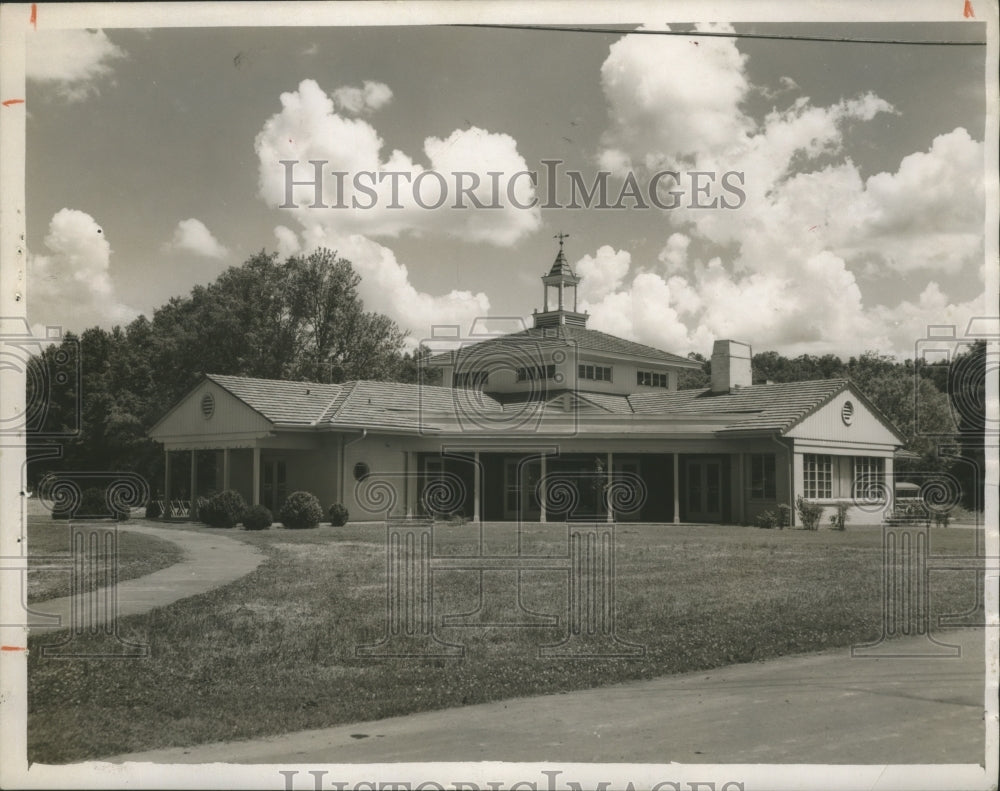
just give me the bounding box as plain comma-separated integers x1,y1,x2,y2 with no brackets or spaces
539,454,547,523
606,451,613,523
406,451,417,517
473,450,481,523
190,450,198,504
164,449,172,501
252,446,261,506
673,452,680,524
222,448,231,491
735,453,744,524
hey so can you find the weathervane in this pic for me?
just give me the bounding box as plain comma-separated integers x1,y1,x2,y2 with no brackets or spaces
554,231,570,252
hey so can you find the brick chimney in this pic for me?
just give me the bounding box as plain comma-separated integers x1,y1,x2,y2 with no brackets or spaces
711,339,752,393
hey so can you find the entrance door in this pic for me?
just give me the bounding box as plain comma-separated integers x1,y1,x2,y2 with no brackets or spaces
685,457,723,522
260,460,287,513
503,458,541,521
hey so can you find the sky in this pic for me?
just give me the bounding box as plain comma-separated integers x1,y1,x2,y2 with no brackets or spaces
24,17,991,360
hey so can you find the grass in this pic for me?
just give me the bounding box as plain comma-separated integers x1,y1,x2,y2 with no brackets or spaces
26,519,186,604
27,519,984,763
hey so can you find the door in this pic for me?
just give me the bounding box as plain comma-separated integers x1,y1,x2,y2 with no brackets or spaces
503,458,541,521
260,460,287,513
686,457,723,523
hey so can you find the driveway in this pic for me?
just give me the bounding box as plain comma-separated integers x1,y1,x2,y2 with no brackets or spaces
107,627,989,765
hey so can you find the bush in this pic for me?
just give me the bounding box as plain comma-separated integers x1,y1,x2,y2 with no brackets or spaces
72,487,129,520
196,495,216,525
754,510,777,529
796,496,823,531
776,503,791,530
328,502,349,527
829,502,849,531
145,499,162,520
205,489,247,528
242,504,273,531
279,491,323,529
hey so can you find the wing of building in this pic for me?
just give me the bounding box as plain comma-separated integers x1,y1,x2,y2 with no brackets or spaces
149,243,905,526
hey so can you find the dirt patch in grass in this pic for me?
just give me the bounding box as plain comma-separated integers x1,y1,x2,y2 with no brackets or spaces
27,522,984,763
26,520,186,604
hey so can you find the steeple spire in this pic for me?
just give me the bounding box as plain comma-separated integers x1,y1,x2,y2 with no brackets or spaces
534,233,588,329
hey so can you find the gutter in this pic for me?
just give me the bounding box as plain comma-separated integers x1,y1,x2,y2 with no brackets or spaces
770,433,795,527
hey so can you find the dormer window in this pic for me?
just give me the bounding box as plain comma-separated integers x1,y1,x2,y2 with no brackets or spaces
579,364,612,382
516,364,557,382
637,371,669,388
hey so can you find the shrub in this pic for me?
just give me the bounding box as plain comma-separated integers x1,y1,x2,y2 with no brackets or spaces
196,495,216,525
242,504,273,531
328,502,349,527
279,491,323,529
145,499,162,520
205,489,247,528
776,503,791,530
796,495,823,531
754,510,777,529
70,487,128,520
829,502,849,531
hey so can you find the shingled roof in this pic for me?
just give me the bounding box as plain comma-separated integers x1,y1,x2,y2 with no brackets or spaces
434,325,702,368
629,378,852,433
207,374,342,425
198,374,890,439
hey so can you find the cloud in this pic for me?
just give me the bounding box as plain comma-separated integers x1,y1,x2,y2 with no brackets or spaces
255,79,540,246
167,219,229,259
26,29,125,101
582,28,985,359
255,79,541,340
599,22,753,172
29,209,137,332
274,225,490,343
332,81,393,114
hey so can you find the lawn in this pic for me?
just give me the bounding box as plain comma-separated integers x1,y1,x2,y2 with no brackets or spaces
27,519,984,763
26,519,186,604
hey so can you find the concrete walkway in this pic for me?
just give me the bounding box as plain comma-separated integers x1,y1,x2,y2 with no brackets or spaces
29,523,263,631
109,627,989,765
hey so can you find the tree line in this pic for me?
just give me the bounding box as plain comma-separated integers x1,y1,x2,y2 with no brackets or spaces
27,248,985,510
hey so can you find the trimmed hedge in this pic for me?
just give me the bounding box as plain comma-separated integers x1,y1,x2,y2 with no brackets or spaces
204,490,247,528
328,502,349,527
279,491,323,529
242,504,273,531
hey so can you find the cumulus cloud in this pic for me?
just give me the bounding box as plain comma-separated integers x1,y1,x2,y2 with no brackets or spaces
167,218,229,259
582,26,985,359
29,209,137,332
274,225,490,342
255,79,540,245
332,81,393,114
255,78,542,339
26,29,125,101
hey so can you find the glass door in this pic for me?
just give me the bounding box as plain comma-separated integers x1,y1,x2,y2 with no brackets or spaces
685,458,723,522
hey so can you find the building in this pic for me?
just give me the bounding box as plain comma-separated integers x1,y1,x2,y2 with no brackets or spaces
149,243,904,526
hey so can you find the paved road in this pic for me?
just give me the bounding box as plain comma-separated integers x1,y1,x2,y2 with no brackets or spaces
108,627,989,765
29,523,263,631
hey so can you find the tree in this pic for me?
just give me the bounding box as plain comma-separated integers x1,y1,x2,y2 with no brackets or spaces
27,248,411,489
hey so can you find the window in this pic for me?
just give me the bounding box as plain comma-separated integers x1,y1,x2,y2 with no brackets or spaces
516,364,556,382
749,454,777,499
578,364,613,382
453,370,489,388
637,370,669,388
353,462,370,481
853,456,885,499
803,454,832,499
